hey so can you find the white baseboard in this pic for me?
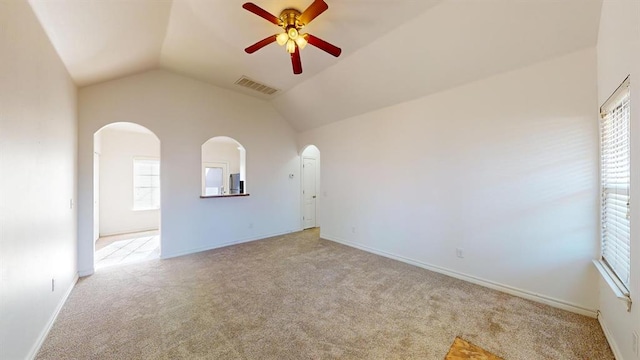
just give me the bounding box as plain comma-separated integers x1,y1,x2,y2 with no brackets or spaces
78,268,94,277
323,234,597,318
99,227,159,238
161,228,304,260
597,312,624,360
27,274,79,360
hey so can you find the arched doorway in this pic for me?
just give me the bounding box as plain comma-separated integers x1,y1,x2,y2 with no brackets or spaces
301,145,321,229
93,122,161,270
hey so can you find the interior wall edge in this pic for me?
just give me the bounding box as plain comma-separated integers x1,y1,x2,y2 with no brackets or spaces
322,233,598,318
78,269,94,278
598,313,624,360
99,227,160,238
26,274,79,360
161,228,304,260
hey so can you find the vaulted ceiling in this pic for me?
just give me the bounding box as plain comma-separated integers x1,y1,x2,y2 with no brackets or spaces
28,0,602,131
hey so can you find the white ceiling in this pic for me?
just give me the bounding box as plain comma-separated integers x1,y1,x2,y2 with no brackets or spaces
28,0,602,131
29,0,172,86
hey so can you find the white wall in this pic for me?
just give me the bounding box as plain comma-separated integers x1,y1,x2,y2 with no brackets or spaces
78,70,301,275
0,1,78,359
596,1,640,358
97,127,160,236
299,48,600,314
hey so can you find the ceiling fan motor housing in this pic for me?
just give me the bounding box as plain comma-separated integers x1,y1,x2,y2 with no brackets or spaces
280,8,302,30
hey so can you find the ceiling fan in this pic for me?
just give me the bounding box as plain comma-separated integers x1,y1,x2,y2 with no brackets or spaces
242,0,342,75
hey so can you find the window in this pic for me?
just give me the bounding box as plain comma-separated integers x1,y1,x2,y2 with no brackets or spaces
133,158,160,210
600,77,631,292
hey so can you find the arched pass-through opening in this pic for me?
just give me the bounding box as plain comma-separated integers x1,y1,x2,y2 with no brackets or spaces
201,136,247,197
300,145,321,230
93,122,161,270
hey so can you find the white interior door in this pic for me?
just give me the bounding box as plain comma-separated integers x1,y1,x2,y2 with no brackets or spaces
303,158,317,229
203,162,229,195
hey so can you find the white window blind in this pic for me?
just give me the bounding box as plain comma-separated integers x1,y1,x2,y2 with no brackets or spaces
600,77,631,291
133,159,160,210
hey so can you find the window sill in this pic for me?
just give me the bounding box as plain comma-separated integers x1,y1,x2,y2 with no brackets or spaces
132,207,160,212
592,259,632,312
200,194,250,199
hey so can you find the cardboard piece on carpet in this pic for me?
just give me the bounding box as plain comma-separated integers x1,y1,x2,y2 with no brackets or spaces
445,337,503,360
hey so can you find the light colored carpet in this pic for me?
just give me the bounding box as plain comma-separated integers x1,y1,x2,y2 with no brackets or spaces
37,229,613,359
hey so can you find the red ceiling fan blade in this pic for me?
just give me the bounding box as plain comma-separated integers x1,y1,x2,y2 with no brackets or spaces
242,2,281,26
291,46,303,74
245,35,277,53
298,0,328,26
305,34,341,57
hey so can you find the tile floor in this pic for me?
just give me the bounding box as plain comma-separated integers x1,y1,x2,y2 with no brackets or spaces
95,230,160,270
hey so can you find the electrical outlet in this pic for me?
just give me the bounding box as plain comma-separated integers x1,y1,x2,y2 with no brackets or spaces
351,227,356,234
456,248,464,258
248,223,253,229
51,278,55,292
633,331,638,357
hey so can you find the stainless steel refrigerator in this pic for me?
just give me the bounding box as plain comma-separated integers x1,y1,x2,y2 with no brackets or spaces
229,173,240,194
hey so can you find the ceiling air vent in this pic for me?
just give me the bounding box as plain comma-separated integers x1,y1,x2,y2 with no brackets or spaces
234,76,279,95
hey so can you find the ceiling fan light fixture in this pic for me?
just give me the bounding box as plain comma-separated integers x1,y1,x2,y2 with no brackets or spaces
295,36,307,50
276,32,289,46
287,27,299,40
286,39,296,53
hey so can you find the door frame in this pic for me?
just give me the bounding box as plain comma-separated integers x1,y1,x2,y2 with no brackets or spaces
299,145,321,230
302,156,317,229
202,161,229,195
93,150,100,243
